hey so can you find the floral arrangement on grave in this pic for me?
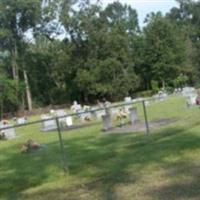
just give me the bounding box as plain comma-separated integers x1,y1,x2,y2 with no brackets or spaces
116,108,128,121
21,139,41,153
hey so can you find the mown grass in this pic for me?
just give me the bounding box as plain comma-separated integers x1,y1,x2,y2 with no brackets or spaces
1,95,200,200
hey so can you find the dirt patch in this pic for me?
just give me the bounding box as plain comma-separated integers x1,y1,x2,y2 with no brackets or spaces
107,118,178,134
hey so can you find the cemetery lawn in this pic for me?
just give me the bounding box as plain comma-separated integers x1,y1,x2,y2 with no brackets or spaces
2,96,200,200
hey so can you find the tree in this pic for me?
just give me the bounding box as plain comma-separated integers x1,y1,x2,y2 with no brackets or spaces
143,13,187,89
167,0,200,86
60,1,140,101
0,0,42,111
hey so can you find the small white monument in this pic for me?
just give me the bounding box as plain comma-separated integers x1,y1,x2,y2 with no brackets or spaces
95,110,106,120
129,107,138,126
186,95,197,107
41,115,57,131
124,96,132,112
17,117,27,125
55,109,67,127
182,87,197,107
110,107,119,117
71,101,82,113
66,116,73,126
182,87,196,97
0,121,16,140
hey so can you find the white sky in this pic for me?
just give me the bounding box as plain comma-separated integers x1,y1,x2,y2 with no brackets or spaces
26,0,179,41
95,0,179,27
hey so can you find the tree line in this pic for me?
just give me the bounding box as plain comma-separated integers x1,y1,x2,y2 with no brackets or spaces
0,0,199,115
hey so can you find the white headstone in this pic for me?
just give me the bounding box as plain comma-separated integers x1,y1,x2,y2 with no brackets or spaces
71,101,82,113
186,95,197,107
17,117,26,125
96,110,106,120
55,109,67,127
124,97,132,112
182,87,196,97
55,109,66,117
0,122,16,140
83,105,90,111
66,116,73,126
110,107,119,117
124,97,132,102
41,115,57,131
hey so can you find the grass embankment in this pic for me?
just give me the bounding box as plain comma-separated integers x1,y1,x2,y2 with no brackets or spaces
1,96,200,200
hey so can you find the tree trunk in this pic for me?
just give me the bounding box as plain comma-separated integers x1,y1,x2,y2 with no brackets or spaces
23,69,33,111
11,43,19,82
0,98,3,120
162,79,165,90
83,93,88,103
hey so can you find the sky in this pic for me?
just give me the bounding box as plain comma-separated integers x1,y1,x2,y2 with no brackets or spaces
95,0,179,27
25,0,180,41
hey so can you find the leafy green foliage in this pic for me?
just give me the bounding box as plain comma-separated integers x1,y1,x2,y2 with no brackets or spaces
0,0,200,113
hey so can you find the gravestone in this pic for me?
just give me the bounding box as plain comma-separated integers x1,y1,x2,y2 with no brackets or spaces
154,91,167,101
186,95,197,107
102,114,112,131
124,96,132,112
182,87,197,107
83,105,90,111
95,110,106,120
110,107,119,118
17,117,27,125
66,116,73,126
55,109,67,127
41,115,57,131
182,87,196,97
129,107,138,126
71,101,82,113
0,123,16,140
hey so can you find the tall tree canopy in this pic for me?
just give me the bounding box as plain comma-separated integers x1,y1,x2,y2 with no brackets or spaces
0,0,199,115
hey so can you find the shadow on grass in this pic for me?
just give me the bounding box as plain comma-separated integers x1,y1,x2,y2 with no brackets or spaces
0,140,63,200
146,160,200,200
2,124,200,200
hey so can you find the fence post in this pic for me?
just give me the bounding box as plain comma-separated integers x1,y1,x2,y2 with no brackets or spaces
142,100,150,134
55,117,68,172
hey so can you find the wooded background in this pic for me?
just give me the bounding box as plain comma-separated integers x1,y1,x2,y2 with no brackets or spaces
0,0,199,114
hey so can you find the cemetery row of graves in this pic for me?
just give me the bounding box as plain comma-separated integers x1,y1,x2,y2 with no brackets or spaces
1,87,200,199
0,87,198,139
0,87,198,141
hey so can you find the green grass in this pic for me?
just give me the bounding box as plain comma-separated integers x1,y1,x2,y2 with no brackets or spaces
1,95,200,200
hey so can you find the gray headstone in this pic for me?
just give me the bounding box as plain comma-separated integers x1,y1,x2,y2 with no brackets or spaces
0,124,16,140
66,116,73,126
129,107,138,126
41,115,57,131
124,96,132,112
102,114,113,131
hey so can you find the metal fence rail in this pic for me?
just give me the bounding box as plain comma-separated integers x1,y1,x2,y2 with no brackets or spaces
0,98,158,171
